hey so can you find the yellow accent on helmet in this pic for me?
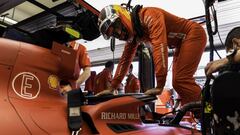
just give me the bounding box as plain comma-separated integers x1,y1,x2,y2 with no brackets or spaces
112,5,131,21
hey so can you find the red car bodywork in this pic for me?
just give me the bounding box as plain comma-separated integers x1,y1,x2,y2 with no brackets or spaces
0,38,201,134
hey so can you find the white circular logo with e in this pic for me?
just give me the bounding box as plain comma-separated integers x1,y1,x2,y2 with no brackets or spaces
12,72,41,99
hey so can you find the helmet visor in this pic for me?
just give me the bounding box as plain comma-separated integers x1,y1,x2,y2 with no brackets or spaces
99,14,119,40
102,18,124,40
107,19,129,40
100,19,113,39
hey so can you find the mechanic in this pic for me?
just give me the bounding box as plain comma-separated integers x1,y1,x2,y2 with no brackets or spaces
125,64,140,93
84,71,96,95
94,61,114,95
205,27,240,77
61,41,91,93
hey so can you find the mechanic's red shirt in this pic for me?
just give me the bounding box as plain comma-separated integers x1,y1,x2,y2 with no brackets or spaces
125,74,140,93
77,44,91,69
70,41,91,70
84,71,96,92
68,41,91,89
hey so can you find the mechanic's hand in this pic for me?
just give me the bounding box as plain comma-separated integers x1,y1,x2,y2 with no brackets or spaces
95,89,113,96
59,85,72,96
144,88,163,95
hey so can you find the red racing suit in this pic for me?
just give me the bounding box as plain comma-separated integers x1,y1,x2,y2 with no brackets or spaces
111,7,206,105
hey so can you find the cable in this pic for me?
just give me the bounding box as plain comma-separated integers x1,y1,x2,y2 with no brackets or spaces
162,109,180,116
202,1,219,134
167,49,174,72
211,5,224,48
211,6,218,35
170,101,202,125
168,61,173,72
210,5,222,59
202,2,222,60
217,31,224,47
213,44,222,59
191,112,201,125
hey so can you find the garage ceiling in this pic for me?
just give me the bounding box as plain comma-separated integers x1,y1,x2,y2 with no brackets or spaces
0,0,66,25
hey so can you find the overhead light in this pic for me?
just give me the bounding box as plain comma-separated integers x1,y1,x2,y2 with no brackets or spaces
0,16,18,25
